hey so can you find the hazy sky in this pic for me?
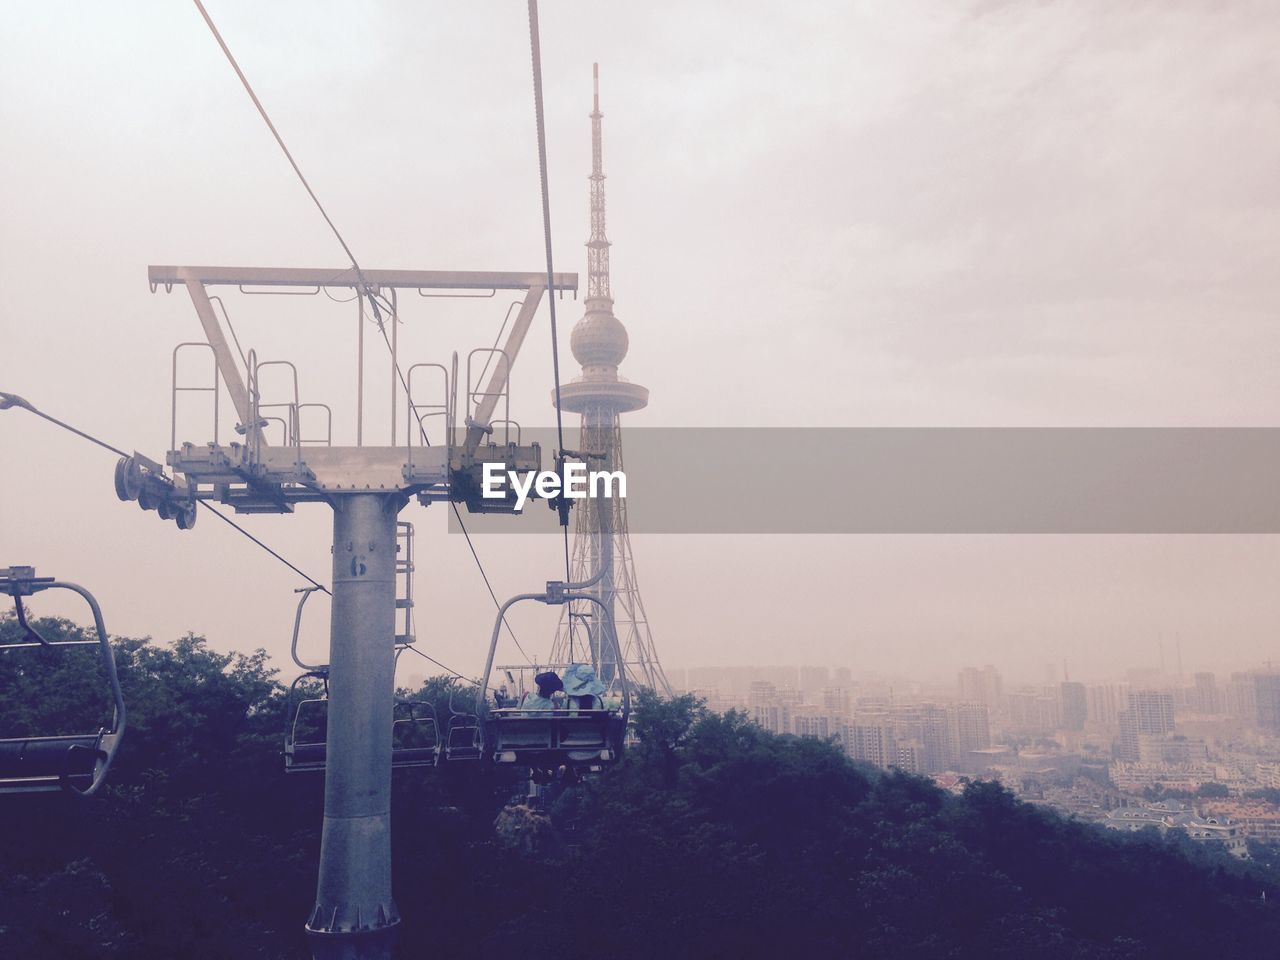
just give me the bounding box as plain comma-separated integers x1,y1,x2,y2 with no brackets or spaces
3,1,1279,685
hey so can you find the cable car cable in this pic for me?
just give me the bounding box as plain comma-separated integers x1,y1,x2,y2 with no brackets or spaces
191,0,384,326
451,502,534,666
400,642,503,694
195,502,329,595
525,0,574,584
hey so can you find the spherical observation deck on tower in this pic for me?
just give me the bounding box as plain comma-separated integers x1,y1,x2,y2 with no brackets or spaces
571,301,629,369
554,299,649,415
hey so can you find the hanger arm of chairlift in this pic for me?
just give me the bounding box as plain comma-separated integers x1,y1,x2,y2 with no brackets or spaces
290,585,327,673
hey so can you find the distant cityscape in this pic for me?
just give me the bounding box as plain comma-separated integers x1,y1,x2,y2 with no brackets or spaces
666,661,1280,859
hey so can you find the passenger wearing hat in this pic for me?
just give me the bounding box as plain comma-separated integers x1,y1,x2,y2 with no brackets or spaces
562,663,606,713
520,670,563,710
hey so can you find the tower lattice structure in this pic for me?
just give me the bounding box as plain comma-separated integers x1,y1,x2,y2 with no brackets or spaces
549,64,671,696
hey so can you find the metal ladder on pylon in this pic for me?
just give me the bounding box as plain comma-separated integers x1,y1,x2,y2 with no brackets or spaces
395,521,415,646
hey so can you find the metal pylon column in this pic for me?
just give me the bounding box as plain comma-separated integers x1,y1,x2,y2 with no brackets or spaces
306,493,402,960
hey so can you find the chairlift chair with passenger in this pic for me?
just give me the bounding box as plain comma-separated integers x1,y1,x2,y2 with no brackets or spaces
473,572,631,779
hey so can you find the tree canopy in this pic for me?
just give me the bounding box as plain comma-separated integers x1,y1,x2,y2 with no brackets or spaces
2,614,1279,959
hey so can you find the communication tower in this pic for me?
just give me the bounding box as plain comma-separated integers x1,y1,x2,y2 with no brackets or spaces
549,65,671,696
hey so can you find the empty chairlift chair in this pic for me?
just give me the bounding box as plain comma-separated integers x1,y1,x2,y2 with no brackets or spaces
390,700,441,769
0,566,126,796
284,674,442,773
283,671,329,772
444,684,484,762
282,549,441,773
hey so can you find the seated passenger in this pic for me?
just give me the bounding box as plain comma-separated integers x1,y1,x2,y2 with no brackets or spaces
562,663,606,712
520,671,564,710
494,685,518,709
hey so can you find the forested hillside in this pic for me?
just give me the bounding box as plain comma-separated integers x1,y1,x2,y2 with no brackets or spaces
2,616,1278,959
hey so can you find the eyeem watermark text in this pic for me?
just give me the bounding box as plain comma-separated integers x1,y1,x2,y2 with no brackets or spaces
482,462,626,511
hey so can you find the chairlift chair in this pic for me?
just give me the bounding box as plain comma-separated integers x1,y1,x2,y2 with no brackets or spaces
283,575,443,772
444,683,483,762
473,576,631,778
283,671,329,772
284,672,443,773
390,700,441,769
0,566,126,797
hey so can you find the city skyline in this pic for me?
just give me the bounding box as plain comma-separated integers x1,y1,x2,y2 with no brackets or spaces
663,655,1280,859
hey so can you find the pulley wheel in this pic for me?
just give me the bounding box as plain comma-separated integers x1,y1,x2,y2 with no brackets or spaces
176,501,198,531
122,457,144,501
113,458,130,501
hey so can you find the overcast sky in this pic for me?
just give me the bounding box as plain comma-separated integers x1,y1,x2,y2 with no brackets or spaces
3,1,1279,686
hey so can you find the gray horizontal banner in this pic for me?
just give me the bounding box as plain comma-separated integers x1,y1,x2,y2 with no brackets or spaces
446,428,1280,534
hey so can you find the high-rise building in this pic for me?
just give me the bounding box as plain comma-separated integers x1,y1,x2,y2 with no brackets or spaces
1007,690,1061,734
949,702,992,760
846,713,893,768
548,64,669,694
778,686,805,707
1244,670,1280,733
799,666,830,698
1129,689,1176,734
1226,673,1260,722
1193,672,1219,714
760,666,800,693
1116,689,1175,761
958,665,1003,711
793,711,832,740
1087,683,1130,725
753,703,791,736
748,681,777,711
1059,681,1088,731
821,687,851,717
1115,716,1140,762
748,680,796,734
893,740,926,774
890,703,950,772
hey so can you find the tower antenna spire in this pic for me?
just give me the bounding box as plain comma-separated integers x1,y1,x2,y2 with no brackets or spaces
588,62,611,301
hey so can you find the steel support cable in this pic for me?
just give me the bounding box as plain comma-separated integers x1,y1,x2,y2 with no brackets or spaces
192,0,385,329
399,642,498,693
526,0,573,583
195,503,329,594
0,391,330,595
192,0,534,667
449,501,533,666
